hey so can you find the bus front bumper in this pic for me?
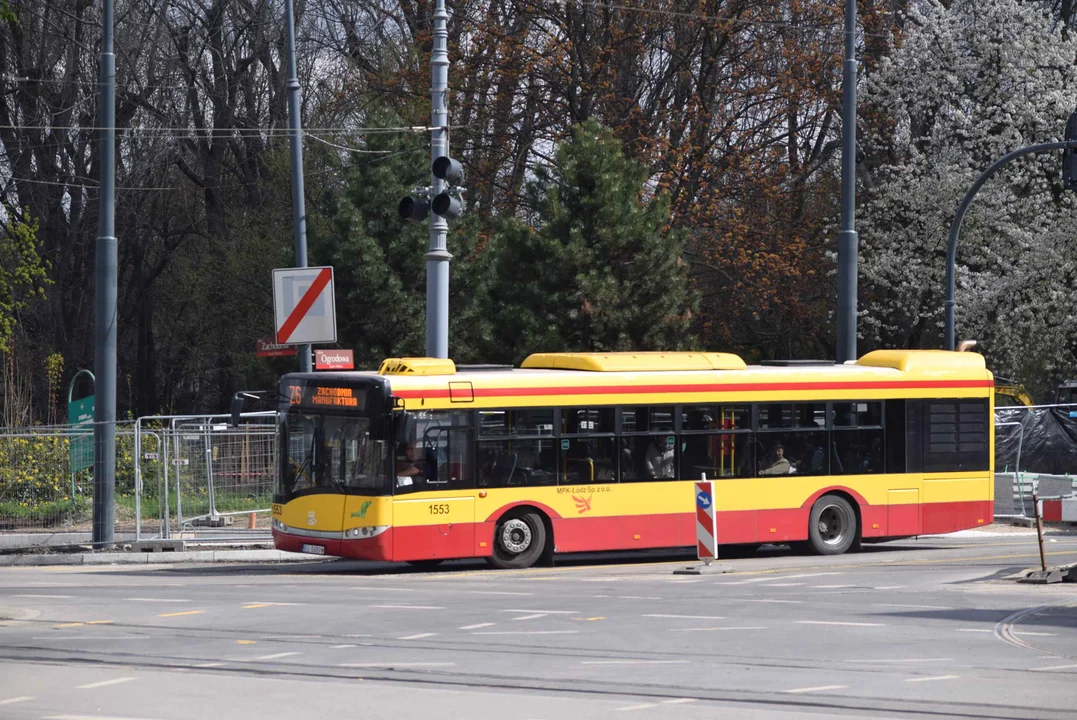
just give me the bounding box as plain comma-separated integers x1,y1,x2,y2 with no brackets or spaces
272,525,393,561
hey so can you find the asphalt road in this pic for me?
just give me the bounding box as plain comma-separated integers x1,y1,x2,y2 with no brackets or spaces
1,530,1076,720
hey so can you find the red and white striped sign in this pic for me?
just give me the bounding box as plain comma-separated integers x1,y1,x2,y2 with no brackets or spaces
695,478,718,563
1042,496,1077,523
272,266,337,346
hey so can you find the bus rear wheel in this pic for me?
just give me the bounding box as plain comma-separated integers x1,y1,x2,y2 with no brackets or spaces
808,495,858,555
488,511,547,569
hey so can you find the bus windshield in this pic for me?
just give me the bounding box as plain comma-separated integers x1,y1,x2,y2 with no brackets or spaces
280,412,390,499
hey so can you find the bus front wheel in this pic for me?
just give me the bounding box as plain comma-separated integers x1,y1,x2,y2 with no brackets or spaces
808,495,858,555
488,511,547,569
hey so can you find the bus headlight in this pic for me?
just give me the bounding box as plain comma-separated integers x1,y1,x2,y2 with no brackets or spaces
273,519,286,532
346,525,389,539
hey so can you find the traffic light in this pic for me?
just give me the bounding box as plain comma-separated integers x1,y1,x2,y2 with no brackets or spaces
432,156,464,184
398,196,429,222
1064,111,1077,190
431,192,462,219
431,156,464,219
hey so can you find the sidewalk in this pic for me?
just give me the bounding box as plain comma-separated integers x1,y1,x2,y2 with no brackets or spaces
0,548,320,567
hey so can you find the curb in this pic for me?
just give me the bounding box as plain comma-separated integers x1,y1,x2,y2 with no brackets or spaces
0,549,320,567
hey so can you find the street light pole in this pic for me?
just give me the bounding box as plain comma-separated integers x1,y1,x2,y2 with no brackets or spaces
944,140,1076,350
284,0,311,372
425,0,452,359
835,0,859,364
92,0,118,547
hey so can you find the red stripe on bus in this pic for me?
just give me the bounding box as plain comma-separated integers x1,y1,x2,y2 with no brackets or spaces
391,379,993,400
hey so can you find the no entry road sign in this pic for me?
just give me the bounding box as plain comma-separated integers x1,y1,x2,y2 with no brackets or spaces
273,267,337,345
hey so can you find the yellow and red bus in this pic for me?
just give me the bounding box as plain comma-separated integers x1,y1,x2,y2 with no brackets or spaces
267,350,994,568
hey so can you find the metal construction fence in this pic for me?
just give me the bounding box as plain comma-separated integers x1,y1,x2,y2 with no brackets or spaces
134,413,277,540
994,403,1077,519
0,422,136,534
0,414,276,544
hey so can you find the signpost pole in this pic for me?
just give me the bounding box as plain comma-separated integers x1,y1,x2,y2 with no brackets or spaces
284,0,311,373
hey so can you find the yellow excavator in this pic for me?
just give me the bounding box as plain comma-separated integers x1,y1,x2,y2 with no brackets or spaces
994,377,1077,407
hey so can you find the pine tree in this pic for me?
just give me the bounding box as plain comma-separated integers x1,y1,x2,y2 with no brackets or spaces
488,121,695,361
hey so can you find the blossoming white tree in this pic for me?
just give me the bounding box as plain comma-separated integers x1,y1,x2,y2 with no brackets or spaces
859,0,1077,394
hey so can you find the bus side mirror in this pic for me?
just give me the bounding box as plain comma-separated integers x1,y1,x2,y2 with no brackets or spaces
231,391,263,427
394,411,415,445
231,393,246,427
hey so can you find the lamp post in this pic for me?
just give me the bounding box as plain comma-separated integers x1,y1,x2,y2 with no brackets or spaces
943,141,1076,350
92,0,118,547
835,0,859,364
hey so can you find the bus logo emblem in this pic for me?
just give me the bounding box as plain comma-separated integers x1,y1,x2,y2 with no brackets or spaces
307,511,316,526
573,493,593,514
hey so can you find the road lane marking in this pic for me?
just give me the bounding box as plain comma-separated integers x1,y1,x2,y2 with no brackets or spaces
813,584,856,589
86,621,114,625
243,604,271,609
369,605,444,610
762,583,804,587
873,585,907,589
580,660,688,665
795,620,884,627
502,609,578,614
76,678,137,690
45,716,163,720
759,599,801,604
252,652,301,660
846,658,953,663
615,704,657,712
0,697,33,705
194,662,228,668
955,629,993,633
157,610,204,618
459,623,495,630
873,604,954,610
619,596,663,600
662,699,696,704
467,591,533,596
54,623,84,628
331,644,357,649
669,626,767,632
338,662,455,668
904,675,960,683
1032,664,1077,671
472,630,579,636
32,636,147,641
1014,631,1057,636
728,572,843,585
12,594,73,599
236,640,257,645
642,614,725,620
783,685,847,694
398,633,437,640
126,598,190,603
345,634,373,638
513,614,549,620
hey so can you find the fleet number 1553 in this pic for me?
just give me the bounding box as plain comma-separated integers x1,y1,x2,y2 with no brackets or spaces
428,503,451,515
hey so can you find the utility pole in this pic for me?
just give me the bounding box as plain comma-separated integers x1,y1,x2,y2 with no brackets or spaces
92,0,117,547
284,0,311,372
426,0,452,359
835,0,859,364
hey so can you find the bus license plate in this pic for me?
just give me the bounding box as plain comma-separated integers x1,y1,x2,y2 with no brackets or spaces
301,544,325,555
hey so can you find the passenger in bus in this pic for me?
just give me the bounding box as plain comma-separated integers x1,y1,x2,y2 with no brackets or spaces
759,441,793,475
645,438,675,479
